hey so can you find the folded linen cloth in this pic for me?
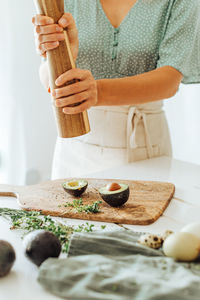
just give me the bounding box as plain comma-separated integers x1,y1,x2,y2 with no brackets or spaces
38,230,200,300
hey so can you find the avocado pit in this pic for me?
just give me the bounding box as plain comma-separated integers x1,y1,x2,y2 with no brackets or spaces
106,182,121,191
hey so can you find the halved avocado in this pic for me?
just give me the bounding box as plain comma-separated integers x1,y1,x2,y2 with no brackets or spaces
63,180,88,197
99,183,130,207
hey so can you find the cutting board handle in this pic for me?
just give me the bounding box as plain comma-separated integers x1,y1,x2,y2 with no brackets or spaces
0,185,19,198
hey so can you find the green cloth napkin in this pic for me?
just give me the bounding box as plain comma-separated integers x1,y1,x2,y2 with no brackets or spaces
38,230,200,300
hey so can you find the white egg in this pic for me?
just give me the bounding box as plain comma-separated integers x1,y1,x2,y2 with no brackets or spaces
163,232,200,262
181,222,200,239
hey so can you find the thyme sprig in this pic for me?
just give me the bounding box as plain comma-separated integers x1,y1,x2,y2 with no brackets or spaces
0,208,105,253
62,198,102,213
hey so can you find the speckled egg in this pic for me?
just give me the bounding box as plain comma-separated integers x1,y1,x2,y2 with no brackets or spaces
138,234,163,249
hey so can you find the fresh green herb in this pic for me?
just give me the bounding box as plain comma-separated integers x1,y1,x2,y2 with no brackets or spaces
0,208,102,253
63,198,102,213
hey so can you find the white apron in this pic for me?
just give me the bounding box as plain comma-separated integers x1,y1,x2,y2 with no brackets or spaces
51,101,172,179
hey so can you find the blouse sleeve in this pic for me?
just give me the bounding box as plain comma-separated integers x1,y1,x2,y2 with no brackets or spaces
156,0,200,84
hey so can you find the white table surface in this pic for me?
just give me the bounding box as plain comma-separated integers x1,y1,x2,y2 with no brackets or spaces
0,156,200,300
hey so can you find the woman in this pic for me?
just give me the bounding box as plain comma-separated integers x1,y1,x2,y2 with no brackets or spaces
32,0,200,179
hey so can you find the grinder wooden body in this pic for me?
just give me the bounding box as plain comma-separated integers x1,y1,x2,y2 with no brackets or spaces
34,0,90,138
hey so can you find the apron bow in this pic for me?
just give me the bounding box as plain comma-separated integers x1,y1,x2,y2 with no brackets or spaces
127,106,163,161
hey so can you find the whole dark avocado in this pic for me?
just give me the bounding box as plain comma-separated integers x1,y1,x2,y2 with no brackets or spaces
99,183,130,207
23,230,61,266
63,180,88,197
0,240,16,277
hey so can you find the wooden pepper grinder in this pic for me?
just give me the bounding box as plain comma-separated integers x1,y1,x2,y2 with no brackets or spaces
34,0,90,138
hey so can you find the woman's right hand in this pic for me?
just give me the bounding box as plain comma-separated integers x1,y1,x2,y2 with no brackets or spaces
32,13,79,61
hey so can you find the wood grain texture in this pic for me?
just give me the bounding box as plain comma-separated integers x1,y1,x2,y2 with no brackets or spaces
34,0,90,138
0,179,175,225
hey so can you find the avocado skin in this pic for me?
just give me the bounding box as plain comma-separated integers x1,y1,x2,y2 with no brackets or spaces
100,187,130,207
24,230,61,267
63,182,88,197
0,240,16,277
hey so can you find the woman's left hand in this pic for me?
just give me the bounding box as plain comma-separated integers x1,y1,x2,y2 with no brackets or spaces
52,68,98,114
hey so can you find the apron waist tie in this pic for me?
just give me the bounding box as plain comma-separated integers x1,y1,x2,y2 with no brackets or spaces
127,107,163,161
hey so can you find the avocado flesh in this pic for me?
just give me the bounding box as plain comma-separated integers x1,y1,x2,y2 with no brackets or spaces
0,240,16,277
63,180,88,197
99,184,128,195
99,184,130,207
64,180,87,189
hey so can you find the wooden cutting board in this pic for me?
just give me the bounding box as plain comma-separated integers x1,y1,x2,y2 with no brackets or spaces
0,178,175,225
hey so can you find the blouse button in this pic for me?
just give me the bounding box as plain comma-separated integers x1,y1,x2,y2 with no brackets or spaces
112,54,116,60
113,41,118,47
114,28,120,33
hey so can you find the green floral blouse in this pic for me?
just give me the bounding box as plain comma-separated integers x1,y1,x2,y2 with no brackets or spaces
64,0,200,84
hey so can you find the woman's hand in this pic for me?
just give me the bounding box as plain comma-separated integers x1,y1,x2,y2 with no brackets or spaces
52,69,98,114
32,13,79,61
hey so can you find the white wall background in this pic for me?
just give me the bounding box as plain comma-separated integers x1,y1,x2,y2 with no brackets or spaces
0,1,57,185
165,84,200,165
0,1,200,185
